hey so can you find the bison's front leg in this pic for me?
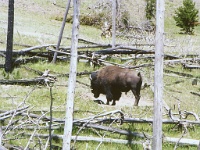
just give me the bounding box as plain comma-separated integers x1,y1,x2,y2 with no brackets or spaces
112,92,121,105
105,86,113,105
106,94,113,105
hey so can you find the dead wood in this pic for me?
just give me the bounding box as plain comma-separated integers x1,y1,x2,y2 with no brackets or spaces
73,110,124,124
125,63,154,69
0,127,3,149
24,133,143,145
19,112,64,123
3,144,23,150
18,44,56,54
1,125,60,130
23,133,200,147
74,122,147,138
13,56,45,66
0,77,51,86
0,106,29,121
60,44,112,51
94,46,154,55
164,137,199,146
63,36,111,46
6,110,200,126
95,117,200,125
56,70,91,77
24,128,37,150
198,141,200,150
190,92,200,97
165,58,200,65
22,66,43,75
164,69,197,78
182,63,200,69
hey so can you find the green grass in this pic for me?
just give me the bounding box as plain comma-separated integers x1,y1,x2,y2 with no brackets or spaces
0,0,200,149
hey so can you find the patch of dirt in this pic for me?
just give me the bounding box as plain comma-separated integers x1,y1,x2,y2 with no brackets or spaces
86,91,153,107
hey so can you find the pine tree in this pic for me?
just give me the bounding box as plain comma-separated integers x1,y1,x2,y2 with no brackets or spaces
145,0,156,20
174,0,199,34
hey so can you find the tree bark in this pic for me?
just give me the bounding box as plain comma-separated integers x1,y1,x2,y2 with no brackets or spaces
62,0,80,149
52,0,71,63
153,0,165,149
5,0,14,72
112,0,116,48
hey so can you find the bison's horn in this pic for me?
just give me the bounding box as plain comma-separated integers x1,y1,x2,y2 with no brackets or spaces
89,74,92,80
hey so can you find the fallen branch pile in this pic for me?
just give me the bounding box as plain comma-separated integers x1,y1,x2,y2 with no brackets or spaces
0,106,200,149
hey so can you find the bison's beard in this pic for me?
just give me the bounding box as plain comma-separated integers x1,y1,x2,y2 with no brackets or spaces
91,89,100,98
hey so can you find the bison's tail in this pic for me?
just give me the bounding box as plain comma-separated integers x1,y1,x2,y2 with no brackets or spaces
137,72,142,94
137,72,142,82
137,72,141,77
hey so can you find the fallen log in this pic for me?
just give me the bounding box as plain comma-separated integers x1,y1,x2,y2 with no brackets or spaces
13,56,45,66
4,109,199,126
74,122,146,138
95,117,200,125
190,92,200,97
0,77,50,86
182,63,200,69
0,107,29,122
164,137,199,146
23,133,142,145
22,133,200,147
164,69,198,78
18,44,56,54
94,46,154,55
0,106,29,118
165,58,200,65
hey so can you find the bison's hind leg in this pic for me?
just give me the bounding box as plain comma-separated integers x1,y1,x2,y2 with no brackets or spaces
132,89,141,106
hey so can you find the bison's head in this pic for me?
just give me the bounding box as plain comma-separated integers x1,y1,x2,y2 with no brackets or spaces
90,71,100,98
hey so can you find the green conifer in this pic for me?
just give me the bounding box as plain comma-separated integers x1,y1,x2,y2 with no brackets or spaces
174,0,199,34
145,0,156,20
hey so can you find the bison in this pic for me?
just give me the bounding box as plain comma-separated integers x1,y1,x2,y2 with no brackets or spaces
90,66,142,106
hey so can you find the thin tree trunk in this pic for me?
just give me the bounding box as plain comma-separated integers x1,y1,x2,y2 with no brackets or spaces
112,0,116,48
52,0,71,63
5,0,14,72
49,87,53,150
153,0,165,150
62,0,80,149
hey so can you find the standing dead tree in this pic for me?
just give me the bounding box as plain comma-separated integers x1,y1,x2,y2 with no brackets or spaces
153,0,165,149
52,0,71,63
5,0,14,72
62,0,80,149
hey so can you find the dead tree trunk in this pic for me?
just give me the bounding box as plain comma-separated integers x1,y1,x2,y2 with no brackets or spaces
52,0,71,63
112,0,116,48
62,0,80,149
153,0,165,149
5,0,14,72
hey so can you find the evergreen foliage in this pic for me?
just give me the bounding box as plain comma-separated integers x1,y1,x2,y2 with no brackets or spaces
174,0,199,34
145,0,156,20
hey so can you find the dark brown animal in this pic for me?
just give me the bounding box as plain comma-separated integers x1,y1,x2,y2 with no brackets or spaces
90,66,142,106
